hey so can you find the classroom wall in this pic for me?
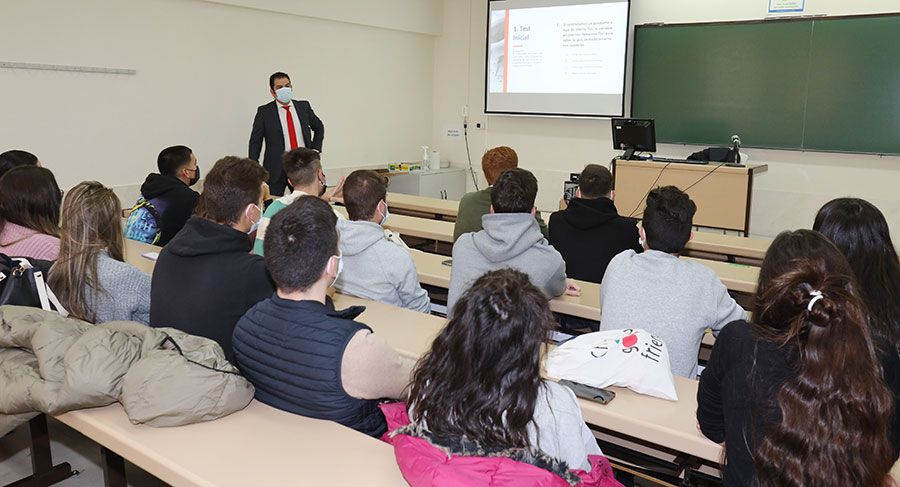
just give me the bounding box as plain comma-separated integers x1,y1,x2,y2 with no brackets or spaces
433,0,900,238
0,0,438,198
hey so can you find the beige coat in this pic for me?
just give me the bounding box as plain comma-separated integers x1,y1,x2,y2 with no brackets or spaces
0,305,253,436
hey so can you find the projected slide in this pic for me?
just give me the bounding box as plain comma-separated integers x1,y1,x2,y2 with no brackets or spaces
485,0,630,117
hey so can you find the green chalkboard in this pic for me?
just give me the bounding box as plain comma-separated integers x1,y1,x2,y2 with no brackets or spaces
631,14,900,155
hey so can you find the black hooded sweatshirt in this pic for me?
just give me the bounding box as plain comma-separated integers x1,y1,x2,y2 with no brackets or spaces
138,173,199,246
149,216,275,360
548,197,642,284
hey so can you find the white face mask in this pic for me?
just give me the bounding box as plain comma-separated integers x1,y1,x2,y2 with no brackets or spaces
379,201,390,226
330,254,344,288
275,86,293,104
246,204,262,234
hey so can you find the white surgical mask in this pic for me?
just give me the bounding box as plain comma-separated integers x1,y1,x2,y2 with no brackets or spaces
247,204,262,234
275,87,293,104
330,254,344,288
379,202,390,226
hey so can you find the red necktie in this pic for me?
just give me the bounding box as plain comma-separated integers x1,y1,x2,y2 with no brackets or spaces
283,105,299,149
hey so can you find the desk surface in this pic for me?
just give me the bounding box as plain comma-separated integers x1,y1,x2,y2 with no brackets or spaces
387,192,459,217
122,239,754,322
387,192,772,261
333,294,722,464
55,400,405,487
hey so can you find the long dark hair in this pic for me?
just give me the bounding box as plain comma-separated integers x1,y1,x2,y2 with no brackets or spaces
407,268,553,448
49,182,124,323
813,197,900,347
752,230,894,486
0,166,61,238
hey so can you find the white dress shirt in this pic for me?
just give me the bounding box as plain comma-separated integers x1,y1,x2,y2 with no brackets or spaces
276,101,305,150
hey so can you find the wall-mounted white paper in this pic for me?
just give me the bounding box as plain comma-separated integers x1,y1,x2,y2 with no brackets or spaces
768,0,805,13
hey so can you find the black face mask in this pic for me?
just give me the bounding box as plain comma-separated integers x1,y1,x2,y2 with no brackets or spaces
188,165,201,186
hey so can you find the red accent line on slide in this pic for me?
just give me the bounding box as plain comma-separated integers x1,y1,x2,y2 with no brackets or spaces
503,8,509,93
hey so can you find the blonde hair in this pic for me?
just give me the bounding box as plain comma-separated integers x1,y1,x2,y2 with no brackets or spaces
48,181,124,323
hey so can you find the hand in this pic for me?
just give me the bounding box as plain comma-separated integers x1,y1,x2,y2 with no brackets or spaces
326,176,346,202
261,182,272,202
564,279,581,297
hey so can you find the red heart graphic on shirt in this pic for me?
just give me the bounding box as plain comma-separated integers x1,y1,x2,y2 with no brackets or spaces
622,333,638,348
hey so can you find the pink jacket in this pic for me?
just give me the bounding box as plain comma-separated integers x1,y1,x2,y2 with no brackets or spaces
380,403,622,487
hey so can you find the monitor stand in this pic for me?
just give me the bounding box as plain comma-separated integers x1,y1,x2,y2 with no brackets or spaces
622,146,636,160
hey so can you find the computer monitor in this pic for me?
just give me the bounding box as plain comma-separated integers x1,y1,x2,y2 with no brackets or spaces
611,118,656,160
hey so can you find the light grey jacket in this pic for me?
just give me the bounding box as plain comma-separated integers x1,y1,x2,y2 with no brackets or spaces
448,213,566,310
0,306,254,436
599,250,748,378
334,219,430,313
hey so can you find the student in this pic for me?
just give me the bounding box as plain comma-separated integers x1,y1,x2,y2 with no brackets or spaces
453,146,547,241
449,168,578,310
125,145,201,246
0,150,39,179
549,164,641,283
599,186,746,378
697,229,900,486
813,197,900,347
407,268,601,472
233,196,413,437
150,156,274,360
0,166,62,261
252,147,342,256
49,182,151,324
334,170,430,313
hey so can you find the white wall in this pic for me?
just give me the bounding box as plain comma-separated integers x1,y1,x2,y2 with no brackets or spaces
433,0,900,237
0,0,438,197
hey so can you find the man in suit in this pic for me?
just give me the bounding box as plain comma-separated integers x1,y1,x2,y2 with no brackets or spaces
249,71,325,196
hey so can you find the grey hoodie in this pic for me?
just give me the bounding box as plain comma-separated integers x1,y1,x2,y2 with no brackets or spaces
448,213,567,310
335,219,431,313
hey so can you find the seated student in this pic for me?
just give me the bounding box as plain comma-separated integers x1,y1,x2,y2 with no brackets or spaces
233,196,414,437
0,149,39,179
125,145,201,246
49,182,151,324
404,269,604,474
334,170,430,313
0,166,62,261
453,146,547,241
813,197,900,347
253,147,342,256
549,164,641,283
599,186,745,378
448,168,579,310
697,229,900,486
150,156,274,360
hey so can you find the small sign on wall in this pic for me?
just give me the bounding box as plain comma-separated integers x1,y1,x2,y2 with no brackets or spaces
768,0,805,13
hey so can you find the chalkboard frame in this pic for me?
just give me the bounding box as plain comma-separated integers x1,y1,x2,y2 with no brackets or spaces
630,12,900,155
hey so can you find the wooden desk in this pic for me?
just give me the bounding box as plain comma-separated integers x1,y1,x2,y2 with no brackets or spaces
124,239,162,275
386,192,458,219
333,294,722,465
409,250,602,321
387,192,772,261
55,401,405,487
612,159,768,234
334,207,455,244
121,240,753,322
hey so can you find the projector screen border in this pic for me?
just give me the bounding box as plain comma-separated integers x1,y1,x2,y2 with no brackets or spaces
482,0,632,119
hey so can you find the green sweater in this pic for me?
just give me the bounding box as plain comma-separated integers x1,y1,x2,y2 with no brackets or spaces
452,187,548,242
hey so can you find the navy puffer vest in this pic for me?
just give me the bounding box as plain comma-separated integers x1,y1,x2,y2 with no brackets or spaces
233,296,386,437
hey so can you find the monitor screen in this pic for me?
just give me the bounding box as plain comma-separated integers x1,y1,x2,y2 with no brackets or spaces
612,118,656,154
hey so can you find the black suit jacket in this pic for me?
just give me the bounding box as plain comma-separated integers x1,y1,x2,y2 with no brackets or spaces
248,100,324,190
